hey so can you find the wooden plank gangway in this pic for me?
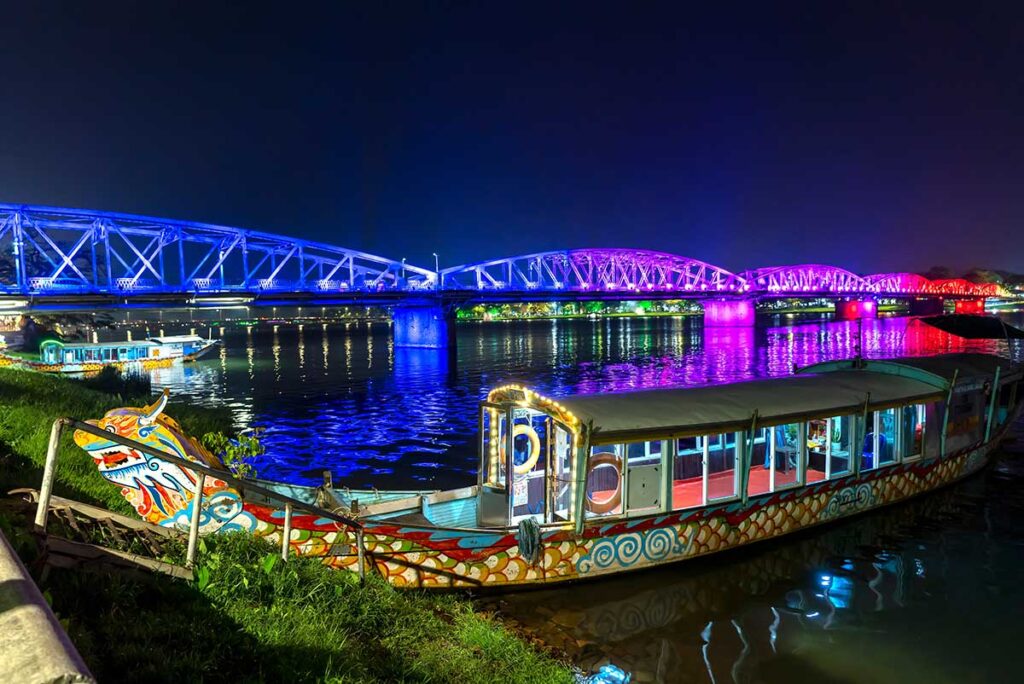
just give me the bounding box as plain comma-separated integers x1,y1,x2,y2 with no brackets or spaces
5,489,191,580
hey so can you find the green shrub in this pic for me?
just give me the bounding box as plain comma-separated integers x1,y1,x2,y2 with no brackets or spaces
73,365,152,399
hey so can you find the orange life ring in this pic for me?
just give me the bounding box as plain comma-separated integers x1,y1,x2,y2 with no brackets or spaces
499,424,543,475
585,452,622,514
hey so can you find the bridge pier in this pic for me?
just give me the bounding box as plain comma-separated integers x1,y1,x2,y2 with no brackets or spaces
703,299,756,327
392,300,456,349
835,299,877,320
953,298,986,314
908,297,945,316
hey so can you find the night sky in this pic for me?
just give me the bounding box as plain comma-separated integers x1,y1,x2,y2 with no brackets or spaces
1,3,1021,275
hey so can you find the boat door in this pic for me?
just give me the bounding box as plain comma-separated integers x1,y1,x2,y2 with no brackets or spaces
478,403,572,527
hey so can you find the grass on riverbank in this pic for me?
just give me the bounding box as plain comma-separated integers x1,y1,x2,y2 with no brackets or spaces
30,531,571,683
0,366,573,683
0,366,228,513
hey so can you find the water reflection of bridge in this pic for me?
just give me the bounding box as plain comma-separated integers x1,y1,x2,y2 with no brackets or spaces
0,204,1007,347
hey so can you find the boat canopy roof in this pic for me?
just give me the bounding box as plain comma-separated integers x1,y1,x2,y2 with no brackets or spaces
490,354,1018,444
40,339,156,349
800,353,1022,390
886,353,1021,382
147,335,208,344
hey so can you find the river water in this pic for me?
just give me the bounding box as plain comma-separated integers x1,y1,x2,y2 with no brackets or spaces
111,311,1023,682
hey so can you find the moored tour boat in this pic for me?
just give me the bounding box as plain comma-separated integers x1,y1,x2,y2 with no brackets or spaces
2,334,218,373
71,352,1021,589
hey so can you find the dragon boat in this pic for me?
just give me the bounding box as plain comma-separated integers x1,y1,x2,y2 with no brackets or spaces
71,352,1021,589
2,334,218,373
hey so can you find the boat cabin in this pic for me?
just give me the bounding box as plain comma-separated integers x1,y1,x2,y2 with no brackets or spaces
40,339,160,364
146,335,212,357
38,335,210,365
477,354,1020,533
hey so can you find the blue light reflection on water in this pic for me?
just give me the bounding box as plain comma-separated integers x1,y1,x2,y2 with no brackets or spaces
132,313,1023,490
492,431,1024,682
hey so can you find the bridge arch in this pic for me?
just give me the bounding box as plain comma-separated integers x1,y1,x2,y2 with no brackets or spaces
741,265,871,294
440,249,748,294
866,273,1004,297
865,272,936,295
0,204,435,296
930,278,1003,297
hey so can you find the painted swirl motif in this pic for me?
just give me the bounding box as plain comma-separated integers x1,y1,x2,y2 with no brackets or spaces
616,533,643,566
822,483,876,520
643,527,678,559
582,539,618,572
577,526,688,574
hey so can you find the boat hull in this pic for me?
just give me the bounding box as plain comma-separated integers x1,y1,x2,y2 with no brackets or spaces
69,382,1019,591
281,429,1008,589
0,354,178,374
0,340,217,373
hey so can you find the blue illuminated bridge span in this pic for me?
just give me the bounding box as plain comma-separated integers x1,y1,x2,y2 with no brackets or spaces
0,204,1006,345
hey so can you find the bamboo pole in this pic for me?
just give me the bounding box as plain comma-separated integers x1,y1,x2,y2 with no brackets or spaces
34,419,68,530
185,470,205,569
281,503,293,562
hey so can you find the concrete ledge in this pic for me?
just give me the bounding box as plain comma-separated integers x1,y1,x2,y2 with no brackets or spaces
0,530,94,684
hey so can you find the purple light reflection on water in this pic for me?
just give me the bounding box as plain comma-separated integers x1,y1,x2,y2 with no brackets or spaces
134,314,1023,491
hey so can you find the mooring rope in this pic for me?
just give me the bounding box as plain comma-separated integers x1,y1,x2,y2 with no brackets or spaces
516,517,542,565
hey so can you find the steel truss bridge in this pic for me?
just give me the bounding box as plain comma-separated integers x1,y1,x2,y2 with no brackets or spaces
0,204,437,305
439,251,1001,300
0,204,1003,306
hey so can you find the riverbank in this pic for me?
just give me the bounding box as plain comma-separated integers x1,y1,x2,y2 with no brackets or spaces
0,367,573,683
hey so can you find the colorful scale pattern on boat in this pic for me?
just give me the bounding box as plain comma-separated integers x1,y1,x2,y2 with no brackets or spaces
73,398,1001,589
1,352,177,373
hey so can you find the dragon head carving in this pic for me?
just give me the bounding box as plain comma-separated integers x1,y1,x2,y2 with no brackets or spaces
73,391,256,533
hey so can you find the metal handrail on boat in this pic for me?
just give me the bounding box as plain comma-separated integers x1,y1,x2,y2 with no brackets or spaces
34,418,367,578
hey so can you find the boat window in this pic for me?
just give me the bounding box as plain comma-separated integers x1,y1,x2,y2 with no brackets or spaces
707,433,738,501
549,425,573,522
866,409,897,468
806,418,829,482
626,440,664,513
830,416,853,477
746,428,771,497
626,441,660,463
807,416,852,481
480,408,505,488
673,436,705,510
899,404,925,460
677,436,700,454
510,409,547,523
770,423,804,490
945,390,983,455
925,402,944,457
586,445,624,518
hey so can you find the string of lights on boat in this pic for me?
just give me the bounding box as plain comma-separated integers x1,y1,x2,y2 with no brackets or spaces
0,204,1004,301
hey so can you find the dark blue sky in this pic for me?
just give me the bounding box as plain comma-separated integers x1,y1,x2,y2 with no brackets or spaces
1,3,1021,274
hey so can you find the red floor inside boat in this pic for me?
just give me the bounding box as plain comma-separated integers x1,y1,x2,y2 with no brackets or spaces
592,465,828,512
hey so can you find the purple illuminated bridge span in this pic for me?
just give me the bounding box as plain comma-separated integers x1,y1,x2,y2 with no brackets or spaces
0,204,1006,346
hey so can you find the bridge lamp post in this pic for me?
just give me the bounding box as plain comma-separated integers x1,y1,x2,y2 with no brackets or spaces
401,258,406,280
432,253,439,290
